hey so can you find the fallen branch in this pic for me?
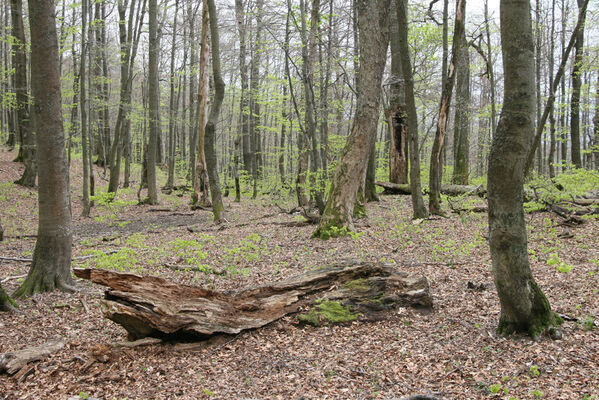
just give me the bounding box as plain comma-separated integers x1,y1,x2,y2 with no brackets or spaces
376,181,486,197
0,340,65,375
75,261,432,340
0,250,118,263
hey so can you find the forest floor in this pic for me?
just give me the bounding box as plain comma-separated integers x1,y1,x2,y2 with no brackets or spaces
1,147,598,400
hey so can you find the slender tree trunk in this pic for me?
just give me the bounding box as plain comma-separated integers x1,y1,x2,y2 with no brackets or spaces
570,0,586,169
146,0,159,204
80,0,90,217
164,0,179,191
453,26,470,185
204,0,225,223
488,0,560,339
484,0,496,141
594,66,599,170
548,0,556,178
396,0,427,219
249,0,264,198
429,0,466,215
11,0,36,187
313,0,390,238
14,0,74,297
192,3,211,208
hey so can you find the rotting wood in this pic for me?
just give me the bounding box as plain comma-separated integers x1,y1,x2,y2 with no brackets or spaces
74,261,432,340
0,250,118,263
0,340,65,375
376,181,486,197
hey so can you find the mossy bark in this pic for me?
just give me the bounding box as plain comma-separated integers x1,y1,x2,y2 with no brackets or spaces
14,0,75,299
0,283,17,312
488,0,559,339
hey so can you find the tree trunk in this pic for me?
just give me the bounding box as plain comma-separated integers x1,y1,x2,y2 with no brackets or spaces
569,0,586,169
429,0,466,215
14,0,74,298
192,3,211,209
146,0,159,205
11,0,36,187
80,0,91,217
484,0,497,142
452,26,470,185
396,0,427,219
1,283,17,312
204,0,225,223
165,0,179,191
74,261,432,340
313,0,390,238
249,0,264,199
548,0,556,178
387,11,408,185
488,0,560,339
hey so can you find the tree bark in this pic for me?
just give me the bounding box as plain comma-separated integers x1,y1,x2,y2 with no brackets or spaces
313,0,390,238
80,0,90,217
146,0,160,204
452,26,470,185
569,0,586,169
204,0,225,223
429,0,466,215
192,3,211,209
0,282,17,312
164,0,179,191
488,0,560,339
396,0,428,219
74,261,432,340
14,0,74,298
11,0,36,187
387,11,408,185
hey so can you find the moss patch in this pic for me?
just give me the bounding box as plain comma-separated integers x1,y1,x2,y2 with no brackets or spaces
342,278,370,292
298,300,359,326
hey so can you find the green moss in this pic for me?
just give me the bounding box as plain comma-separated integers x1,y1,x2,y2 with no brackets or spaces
353,201,366,219
343,278,370,292
298,300,359,326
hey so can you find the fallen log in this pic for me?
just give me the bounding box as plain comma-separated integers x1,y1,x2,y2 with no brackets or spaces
0,340,65,375
74,261,432,340
376,181,486,197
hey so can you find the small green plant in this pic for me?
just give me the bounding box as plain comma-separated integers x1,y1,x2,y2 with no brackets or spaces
489,384,502,394
582,314,595,331
202,389,214,397
547,253,573,273
529,365,540,377
531,389,543,399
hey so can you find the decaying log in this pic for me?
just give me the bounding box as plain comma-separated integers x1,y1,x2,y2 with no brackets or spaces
376,181,486,197
74,261,432,340
0,340,65,375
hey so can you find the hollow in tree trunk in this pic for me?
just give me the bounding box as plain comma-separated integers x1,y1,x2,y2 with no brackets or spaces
488,0,561,339
14,0,74,298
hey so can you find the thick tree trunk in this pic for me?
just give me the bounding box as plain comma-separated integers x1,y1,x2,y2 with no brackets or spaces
452,27,470,185
488,0,560,339
74,261,432,340
14,0,74,298
204,0,225,223
313,0,390,238
11,0,36,187
0,283,17,312
387,12,408,185
396,0,427,219
429,0,466,215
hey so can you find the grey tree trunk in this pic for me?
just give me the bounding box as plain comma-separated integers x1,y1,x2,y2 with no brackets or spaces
396,0,427,219
452,26,470,185
80,0,90,217
146,0,159,204
14,0,74,297
387,11,408,185
488,0,560,339
313,0,390,238
569,0,586,169
205,0,225,223
11,0,36,187
429,0,466,215
165,0,179,191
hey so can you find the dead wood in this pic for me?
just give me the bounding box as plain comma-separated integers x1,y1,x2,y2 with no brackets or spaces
0,340,65,375
74,261,432,340
0,250,118,263
376,181,486,197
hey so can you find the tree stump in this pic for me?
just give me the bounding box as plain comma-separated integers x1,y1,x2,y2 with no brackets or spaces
74,261,432,340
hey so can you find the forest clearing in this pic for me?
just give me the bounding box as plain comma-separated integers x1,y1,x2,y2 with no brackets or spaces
1,0,599,398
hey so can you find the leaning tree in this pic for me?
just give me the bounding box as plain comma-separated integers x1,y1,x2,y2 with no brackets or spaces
313,0,390,238
487,0,561,339
13,0,75,297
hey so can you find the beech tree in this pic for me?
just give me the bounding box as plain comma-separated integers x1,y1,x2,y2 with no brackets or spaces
14,0,75,297
488,0,561,339
313,0,390,238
